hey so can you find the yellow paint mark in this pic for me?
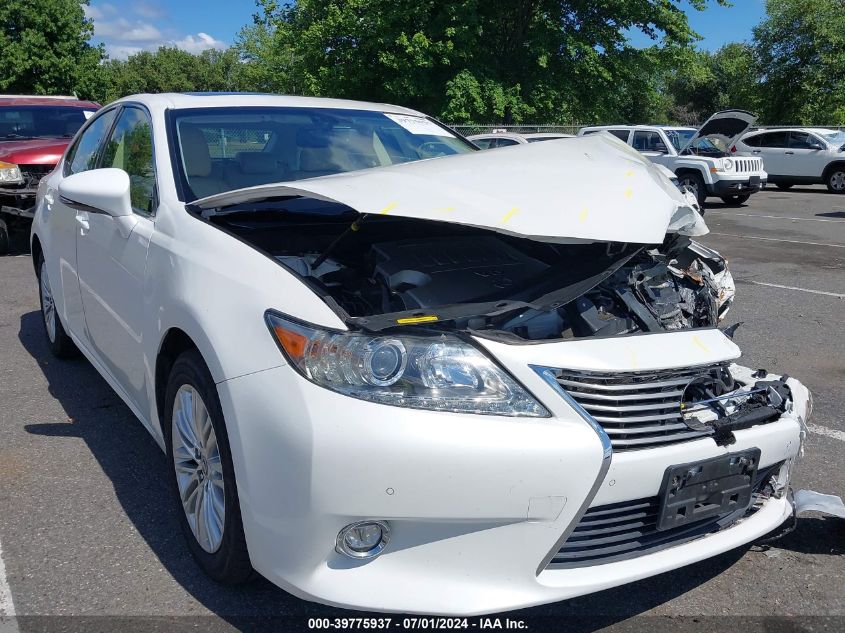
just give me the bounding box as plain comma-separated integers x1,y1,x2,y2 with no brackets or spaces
578,207,589,223
692,335,710,353
379,201,398,215
629,349,638,369
501,207,520,223
433,206,455,213
625,169,635,177
396,315,439,325
624,187,633,199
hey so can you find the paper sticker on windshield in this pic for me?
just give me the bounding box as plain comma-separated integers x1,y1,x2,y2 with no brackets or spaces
83,110,95,119
384,113,455,138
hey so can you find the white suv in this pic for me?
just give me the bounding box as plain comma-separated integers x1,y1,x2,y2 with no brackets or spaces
579,110,767,207
735,128,845,193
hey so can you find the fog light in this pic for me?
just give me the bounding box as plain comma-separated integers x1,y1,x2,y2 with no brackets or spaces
336,520,390,559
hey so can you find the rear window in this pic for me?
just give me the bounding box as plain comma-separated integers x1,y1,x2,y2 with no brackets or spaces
0,106,95,140
169,107,475,201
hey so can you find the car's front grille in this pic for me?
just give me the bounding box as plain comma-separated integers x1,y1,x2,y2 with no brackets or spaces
545,461,783,569
733,157,762,173
552,364,730,451
19,164,53,189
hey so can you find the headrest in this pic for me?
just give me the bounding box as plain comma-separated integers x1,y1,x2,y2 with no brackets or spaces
180,126,212,177
299,147,342,172
237,152,276,174
296,127,331,148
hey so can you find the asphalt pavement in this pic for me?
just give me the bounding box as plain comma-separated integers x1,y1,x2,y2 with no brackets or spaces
0,185,843,633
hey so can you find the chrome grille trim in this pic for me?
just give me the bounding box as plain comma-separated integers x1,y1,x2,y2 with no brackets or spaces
550,363,730,451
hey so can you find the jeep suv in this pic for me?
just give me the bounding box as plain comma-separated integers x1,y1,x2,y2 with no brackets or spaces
579,110,767,207
0,95,100,253
735,128,845,193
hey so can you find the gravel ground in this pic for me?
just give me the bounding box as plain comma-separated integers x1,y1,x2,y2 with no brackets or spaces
0,185,843,633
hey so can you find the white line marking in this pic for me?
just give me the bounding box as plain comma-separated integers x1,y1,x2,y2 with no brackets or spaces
746,280,845,299
0,536,16,618
709,232,845,249
706,211,845,223
808,423,845,443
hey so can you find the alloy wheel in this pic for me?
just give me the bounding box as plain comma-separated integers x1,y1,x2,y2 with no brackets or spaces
40,261,57,343
171,384,226,553
830,170,845,192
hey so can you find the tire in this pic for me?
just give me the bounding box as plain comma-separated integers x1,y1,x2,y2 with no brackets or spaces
37,255,79,358
677,172,707,207
164,349,253,584
720,194,751,206
826,167,845,193
775,183,793,190
0,218,9,255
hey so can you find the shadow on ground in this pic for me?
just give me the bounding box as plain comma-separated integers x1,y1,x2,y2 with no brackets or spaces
17,308,835,632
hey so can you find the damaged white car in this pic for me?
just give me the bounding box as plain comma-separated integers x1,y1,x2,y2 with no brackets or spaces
31,94,809,615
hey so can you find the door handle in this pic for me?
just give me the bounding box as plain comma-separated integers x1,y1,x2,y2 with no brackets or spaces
75,213,90,233
785,151,795,155
752,150,761,154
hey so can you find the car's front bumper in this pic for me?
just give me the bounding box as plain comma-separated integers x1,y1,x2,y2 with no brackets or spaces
216,328,807,615
706,174,768,197
0,188,37,219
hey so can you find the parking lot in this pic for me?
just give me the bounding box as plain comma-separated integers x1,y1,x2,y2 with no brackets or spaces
0,185,843,632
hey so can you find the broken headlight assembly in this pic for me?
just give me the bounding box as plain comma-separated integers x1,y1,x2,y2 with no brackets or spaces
265,312,549,417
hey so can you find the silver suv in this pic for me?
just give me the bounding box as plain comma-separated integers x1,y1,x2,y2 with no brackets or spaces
735,128,845,193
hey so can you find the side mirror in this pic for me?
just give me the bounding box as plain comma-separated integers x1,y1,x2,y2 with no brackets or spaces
59,168,133,218
808,142,825,151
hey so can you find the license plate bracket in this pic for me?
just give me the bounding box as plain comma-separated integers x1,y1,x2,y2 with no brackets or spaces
657,448,760,531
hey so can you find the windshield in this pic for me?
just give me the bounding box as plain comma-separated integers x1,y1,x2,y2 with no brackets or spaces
664,129,697,151
0,106,94,140
170,107,475,201
820,130,845,146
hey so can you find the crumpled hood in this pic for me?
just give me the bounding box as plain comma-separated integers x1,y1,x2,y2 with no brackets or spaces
681,109,757,153
194,133,703,244
0,137,70,163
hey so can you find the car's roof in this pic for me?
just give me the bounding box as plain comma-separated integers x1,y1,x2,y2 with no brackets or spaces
522,132,573,138
467,132,526,140
581,125,695,131
0,95,100,108
114,92,426,116
744,127,839,135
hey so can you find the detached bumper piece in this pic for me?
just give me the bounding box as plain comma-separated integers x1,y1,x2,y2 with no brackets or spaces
547,461,784,569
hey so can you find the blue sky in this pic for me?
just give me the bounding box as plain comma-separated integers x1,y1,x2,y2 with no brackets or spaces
86,0,766,60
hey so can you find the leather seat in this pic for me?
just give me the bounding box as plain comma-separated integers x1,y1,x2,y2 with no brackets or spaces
180,126,225,198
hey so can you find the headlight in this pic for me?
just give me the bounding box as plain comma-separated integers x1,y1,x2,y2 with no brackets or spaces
266,312,549,417
721,158,734,171
0,161,23,184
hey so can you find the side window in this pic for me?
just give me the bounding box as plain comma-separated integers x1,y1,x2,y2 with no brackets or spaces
493,138,519,147
742,134,762,147
632,131,668,153
760,132,789,148
101,107,157,215
789,131,822,149
608,129,630,142
472,138,493,149
65,109,118,176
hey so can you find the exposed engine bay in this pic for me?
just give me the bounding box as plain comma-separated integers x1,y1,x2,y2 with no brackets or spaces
212,201,735,342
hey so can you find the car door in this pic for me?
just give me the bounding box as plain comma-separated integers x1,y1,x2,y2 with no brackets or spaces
75,105,157,420
787,131,828,179
45,107,118,338
755,131,790,176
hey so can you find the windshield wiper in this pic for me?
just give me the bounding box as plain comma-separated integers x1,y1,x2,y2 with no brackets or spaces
0,134,35,140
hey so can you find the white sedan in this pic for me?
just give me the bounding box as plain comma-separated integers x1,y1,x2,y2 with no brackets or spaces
31,93,809,615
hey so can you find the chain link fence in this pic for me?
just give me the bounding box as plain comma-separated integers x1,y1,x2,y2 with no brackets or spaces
449,124,845,136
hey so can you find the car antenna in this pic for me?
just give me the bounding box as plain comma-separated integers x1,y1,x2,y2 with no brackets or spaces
311,214,370,269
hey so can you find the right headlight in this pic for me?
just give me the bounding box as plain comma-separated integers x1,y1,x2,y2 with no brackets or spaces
0,161,23,184
266,312,548,417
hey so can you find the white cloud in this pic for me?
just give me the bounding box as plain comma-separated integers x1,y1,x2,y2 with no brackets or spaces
134,1,165,19
168,32,226,54
106,44,144,59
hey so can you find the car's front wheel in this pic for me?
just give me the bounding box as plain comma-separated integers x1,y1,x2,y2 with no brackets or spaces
165,349,253,584
677,172,706,207
775,183,793,190
38,256,78,358
0,218,10,255
827,167,845,193
720,194,751,206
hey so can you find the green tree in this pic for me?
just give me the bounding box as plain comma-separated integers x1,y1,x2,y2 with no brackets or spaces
754,0,845,124
95,47,246,104
237,0,728,123
0,0,104,97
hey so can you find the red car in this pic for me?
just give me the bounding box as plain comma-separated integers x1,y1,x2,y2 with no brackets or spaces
0,95,100,253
